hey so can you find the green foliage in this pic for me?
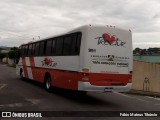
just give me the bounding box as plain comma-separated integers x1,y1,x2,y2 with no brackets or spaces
8,48,20,64
0,52,7,59
8,50,16,59
8,47,19,59
10,47,18,51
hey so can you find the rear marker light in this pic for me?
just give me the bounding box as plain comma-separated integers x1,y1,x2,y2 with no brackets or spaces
82,78,89,81
81,72,89,81
82,73,89,76
82,68,89,72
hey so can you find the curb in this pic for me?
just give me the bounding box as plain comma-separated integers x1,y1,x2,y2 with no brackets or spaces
126,90,160,97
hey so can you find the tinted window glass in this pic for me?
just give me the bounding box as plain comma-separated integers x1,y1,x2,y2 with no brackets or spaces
76,32,82,54
35,43,40,56
51,40,56,55
28,44,32,56
63,35,72,55
56,37,63,55
39,42,45,56
71,33,77,54
21,32,82,56
31,43,35,55
46,40,52,55
25,45,29,56
70,32,82,55
21,45,25,56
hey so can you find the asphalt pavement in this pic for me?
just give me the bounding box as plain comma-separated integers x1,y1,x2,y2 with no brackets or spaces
0,63,160,120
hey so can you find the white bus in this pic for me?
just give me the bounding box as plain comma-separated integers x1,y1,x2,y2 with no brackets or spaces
16,24,133,92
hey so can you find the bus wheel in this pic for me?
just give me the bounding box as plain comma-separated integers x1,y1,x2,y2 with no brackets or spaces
20,69,24,80
44,76,52,92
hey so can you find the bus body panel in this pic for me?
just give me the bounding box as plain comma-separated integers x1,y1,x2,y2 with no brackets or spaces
17,56,80,90
78,81,132,92
16,25,132,92
82,26,132,73
78,26,132,89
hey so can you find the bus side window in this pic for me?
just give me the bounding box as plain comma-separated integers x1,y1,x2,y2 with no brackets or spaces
35,42,40,56
39,42,45,56
46,39,52,55
51,40,56,55
25,45,29,57
31,43,35,56
28,44,32,56
23,45,26,56
71,33,77,55
71,32,82,55
63,35,72,55
21,46,25,57
76,32,82,54
55,37,63,56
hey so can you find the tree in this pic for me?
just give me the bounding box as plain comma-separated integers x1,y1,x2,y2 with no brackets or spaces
0,52,7,60
8,50,16,59
8,47,20,64
10,47,18,51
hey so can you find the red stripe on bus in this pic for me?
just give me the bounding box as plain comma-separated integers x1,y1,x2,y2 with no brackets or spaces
52,70,78,90
27,67,79,90
36,68,131,89
29,57,36,80
29,57,35,66
21,61,131,90
22,57,28,78
79,73,132,86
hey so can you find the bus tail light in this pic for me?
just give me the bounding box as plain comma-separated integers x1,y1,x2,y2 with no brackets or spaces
81,73,89,81
82,73,89,76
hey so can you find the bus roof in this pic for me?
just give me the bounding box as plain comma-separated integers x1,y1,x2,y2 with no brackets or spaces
20,24,131,46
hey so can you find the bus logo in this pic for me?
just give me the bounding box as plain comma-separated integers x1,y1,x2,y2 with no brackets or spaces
41,57,57,67
95,33,126,47
103,33,116,45
108,55,114,61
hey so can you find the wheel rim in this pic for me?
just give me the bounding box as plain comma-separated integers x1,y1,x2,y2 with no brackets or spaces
46,78,51,89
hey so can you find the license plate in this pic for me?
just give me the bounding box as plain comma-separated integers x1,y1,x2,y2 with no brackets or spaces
104,87,113,92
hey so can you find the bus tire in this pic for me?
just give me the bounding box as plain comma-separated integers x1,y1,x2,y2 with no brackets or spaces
78,91,87,96
44,75,52,92
20,69,24,80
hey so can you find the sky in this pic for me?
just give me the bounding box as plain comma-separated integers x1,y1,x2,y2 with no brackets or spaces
0,0,160,49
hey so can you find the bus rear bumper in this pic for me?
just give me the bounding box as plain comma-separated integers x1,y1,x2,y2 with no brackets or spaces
78,81,132,92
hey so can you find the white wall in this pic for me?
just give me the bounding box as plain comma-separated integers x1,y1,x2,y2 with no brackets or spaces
132,60,160,93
